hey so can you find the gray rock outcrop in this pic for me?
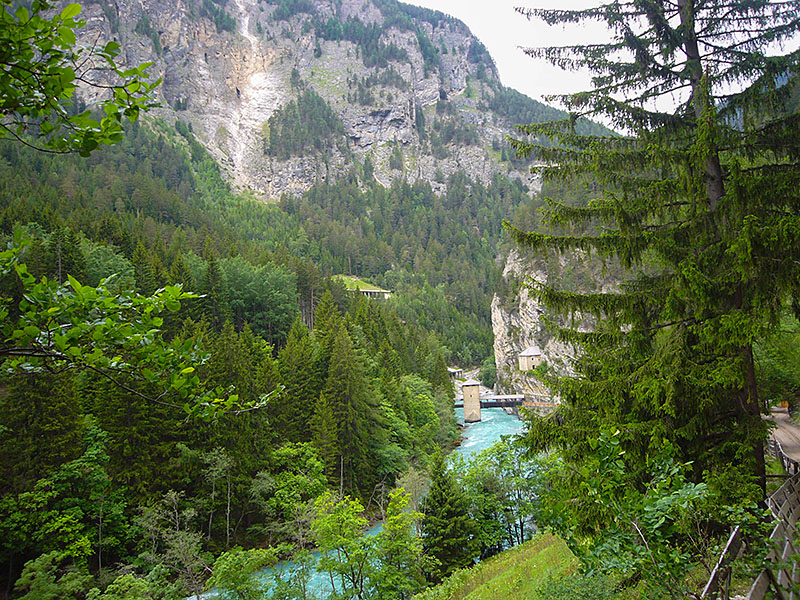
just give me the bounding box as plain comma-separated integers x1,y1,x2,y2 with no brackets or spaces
75,0,543,200
491,249,574,397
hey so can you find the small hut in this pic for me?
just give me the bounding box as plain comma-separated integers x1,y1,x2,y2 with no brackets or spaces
518,345,543,371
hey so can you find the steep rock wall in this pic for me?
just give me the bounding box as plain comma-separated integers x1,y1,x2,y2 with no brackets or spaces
75,0,543,200
492,246,621,396
491,250,573,396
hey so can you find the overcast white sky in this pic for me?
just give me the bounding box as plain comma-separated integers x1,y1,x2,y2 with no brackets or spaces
410,0,605,106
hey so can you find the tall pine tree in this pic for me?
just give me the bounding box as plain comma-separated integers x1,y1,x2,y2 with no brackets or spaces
510,0,800,520
420,450,478,583
314,321,385,497
277,318,323,443
48,225,86,285
201,256,230,330
131,242,157,295
0,373,82,493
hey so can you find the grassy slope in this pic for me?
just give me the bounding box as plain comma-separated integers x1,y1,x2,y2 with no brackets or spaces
333,274,389,291
413,534,576,600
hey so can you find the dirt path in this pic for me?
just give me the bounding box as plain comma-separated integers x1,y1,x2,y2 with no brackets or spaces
769,407,800,462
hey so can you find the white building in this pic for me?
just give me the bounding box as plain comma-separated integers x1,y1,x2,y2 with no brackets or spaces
518,345,543,371
448,366,464,380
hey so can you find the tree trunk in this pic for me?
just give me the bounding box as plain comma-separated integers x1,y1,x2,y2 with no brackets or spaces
680,0,766,497
7,554,13,597
208,479,215,540
743,344,767,496
679,0,725,212
226,474,231,548
98,503,103,572
56,236,62,284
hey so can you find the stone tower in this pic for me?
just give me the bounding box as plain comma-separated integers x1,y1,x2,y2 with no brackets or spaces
462,379,481,423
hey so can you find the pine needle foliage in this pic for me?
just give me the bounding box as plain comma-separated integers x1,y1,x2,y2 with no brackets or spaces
420,451,479,584
508,0,800,516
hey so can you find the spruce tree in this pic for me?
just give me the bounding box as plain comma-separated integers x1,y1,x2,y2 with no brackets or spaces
315,321,385,496
427,348,452,396
48,225,86,285
202,323,276,477
165,252,198,332
312,288,340,338
201,256,230,330
311,391,340,486
420,450,478,583
509,0,800,518
277,318,323,443
82,373,183,499
131,241,157,295
0,373,82,493
169,253,194,290
311,289,342,399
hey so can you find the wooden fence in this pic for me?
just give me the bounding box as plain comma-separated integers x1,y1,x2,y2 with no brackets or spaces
700,439,800,600
770,438,800,478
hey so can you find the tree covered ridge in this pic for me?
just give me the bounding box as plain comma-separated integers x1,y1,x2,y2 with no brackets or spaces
0,117,532,363
265,0,475,74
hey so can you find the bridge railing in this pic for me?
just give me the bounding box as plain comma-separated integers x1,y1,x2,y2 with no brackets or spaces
700,439,800,600
523,399,558,408
770,438,800,477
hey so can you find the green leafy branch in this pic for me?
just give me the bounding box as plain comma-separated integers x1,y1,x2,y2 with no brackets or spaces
540,430,713,598
0,0,161,155
1,233,280,420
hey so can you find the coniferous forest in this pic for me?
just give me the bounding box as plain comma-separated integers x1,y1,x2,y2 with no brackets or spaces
0,51,534,599
0,120,526,365
0,119,471,593
2,0,800,599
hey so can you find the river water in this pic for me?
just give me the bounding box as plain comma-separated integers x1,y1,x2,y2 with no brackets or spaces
204,408,524,598
452,407,525,457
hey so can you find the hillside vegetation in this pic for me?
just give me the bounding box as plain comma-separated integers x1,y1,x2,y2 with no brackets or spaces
412,534,576,600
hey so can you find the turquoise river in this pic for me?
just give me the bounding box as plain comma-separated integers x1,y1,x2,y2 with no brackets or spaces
201,407,525,598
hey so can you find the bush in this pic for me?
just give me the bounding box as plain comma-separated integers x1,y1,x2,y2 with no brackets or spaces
532,573,617,600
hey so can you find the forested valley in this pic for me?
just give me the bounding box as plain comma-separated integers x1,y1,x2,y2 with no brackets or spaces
0,105,540,598
0,120,535,365
0,0,564,594
3,0,800,598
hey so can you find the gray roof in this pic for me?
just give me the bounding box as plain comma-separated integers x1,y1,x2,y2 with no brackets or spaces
520,345,543,357
462,378,480,386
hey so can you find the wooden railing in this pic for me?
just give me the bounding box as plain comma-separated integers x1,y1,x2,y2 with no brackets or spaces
700,525,746,600
700,439,800,600
770,438,800,477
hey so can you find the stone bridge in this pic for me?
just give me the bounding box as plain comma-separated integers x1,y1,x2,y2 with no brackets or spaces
454,379,556,422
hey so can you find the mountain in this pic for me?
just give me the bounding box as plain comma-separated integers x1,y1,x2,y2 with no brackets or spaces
75,0,603,199
0,4,612,591
25,0,614,366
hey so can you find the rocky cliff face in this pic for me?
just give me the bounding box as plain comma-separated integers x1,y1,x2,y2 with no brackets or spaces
491,249,572,396
76,0,547,200
491,248,616,396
